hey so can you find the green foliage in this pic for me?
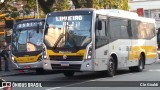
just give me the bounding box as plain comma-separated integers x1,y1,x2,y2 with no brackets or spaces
71,0,129,10
1,0,129,19
53,0,70,11
93,0,129,10
10,11,20,18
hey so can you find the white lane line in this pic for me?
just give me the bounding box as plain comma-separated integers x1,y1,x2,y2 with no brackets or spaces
1,78,6,81
148,69,160,72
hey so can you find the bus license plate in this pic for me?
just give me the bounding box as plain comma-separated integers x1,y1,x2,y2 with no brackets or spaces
61,62,69,66
24,66,31,69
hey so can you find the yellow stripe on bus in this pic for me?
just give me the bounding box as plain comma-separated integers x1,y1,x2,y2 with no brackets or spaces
14,54,42,63
129,46,156,60
47,49,86,60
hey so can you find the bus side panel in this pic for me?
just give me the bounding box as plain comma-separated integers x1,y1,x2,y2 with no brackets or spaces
128,39,145,67
95,45,109,71
145,37,157,64
108,39,131,68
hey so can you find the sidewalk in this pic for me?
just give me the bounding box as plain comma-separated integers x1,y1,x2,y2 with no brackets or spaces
0,60,17,77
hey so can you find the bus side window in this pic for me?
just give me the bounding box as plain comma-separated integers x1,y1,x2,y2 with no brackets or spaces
109,17,121,39
127,20,133,37
95,15,108,48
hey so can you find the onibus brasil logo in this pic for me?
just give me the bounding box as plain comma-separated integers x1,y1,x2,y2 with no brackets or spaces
2,82,12,89
2,81,43,88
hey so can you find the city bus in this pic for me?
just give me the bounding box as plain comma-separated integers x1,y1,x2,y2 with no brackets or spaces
43,9,157,77
11,19,45,74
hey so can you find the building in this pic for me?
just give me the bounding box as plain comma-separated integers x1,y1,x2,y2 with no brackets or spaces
129,0,160,28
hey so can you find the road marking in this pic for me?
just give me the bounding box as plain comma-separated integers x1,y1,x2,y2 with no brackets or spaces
1,78,6,82
148,69,160,72
46,87,61,90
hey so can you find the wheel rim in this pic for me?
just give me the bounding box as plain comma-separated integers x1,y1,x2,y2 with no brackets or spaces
109,60,114,74
139,60,143,70
139,56,143,70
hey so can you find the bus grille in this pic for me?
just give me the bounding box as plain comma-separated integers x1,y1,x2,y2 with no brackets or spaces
49,56,83,61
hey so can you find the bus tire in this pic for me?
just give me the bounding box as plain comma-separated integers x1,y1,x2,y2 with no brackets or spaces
129,54,144,72
63,71,75,77
106,57,116,77
36,68,45,74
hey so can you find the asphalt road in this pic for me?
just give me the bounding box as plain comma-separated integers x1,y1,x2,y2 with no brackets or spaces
1,61,160,90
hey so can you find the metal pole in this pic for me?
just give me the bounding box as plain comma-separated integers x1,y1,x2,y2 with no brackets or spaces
36,0,39,19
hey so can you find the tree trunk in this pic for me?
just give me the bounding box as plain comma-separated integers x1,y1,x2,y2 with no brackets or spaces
86,0,93,8
38,0,56,14
71,0,81,8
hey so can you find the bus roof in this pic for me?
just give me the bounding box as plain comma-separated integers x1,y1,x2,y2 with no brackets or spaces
95,9,155,23
16,18,45,25
48,8,155,23
13,18,45,30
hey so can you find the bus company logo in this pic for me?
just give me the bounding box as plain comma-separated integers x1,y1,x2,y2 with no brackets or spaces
2,82,11,88
63,55,67,59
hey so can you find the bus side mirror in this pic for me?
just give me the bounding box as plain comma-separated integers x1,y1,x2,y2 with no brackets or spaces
36,24,40,33
96,21,102,30
44,25,48,34
29,32,33,38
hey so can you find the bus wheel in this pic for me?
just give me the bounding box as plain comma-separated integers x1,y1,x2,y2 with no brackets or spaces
129,54,144,72
36,68,45,74
63,71,75,77
106,57,115,77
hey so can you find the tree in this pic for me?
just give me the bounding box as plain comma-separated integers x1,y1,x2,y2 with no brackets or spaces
38,0,70,14
54,0,70,11
38,0,56,14
71,0,129,10
0,0,9,10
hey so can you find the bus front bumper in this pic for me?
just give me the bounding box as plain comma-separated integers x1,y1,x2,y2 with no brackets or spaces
43,59,94,71
12,61,43,70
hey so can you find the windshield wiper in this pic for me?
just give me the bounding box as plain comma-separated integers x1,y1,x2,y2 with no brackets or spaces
66,31,79,50
53,33,65,50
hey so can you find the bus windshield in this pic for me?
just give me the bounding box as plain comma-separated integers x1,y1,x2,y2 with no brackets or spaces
45,15,91,49
12,28,43,52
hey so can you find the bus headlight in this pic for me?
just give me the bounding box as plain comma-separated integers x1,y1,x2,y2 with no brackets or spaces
42,51,48,59
11,56,14,60
11,56,17,63
43,55,47,59
86,42,92,60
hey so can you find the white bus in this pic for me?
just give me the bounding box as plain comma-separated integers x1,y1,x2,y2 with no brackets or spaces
43,9,157,77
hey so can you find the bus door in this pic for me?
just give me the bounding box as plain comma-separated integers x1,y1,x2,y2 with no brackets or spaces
95,15,109,71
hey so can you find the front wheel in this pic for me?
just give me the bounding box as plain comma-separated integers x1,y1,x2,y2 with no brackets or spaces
106,57,116,77
63,71,75,77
